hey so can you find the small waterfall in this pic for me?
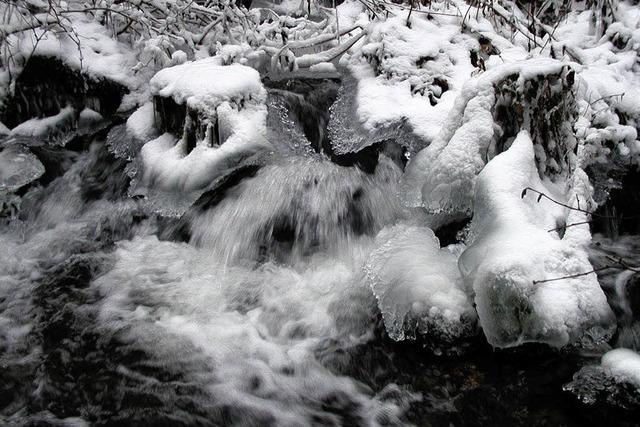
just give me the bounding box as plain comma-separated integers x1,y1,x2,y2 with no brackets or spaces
188,155,404,264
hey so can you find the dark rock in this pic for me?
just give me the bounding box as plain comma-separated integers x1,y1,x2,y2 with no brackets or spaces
434,217,471,247
264,77,340,152
591,167,640,237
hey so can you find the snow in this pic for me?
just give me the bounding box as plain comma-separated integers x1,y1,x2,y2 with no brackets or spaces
459,131,615,348
553,3,640,166
9,106,77,141
365,223,476,342
125,102,157,141
601,348,640,387
150,59,267,114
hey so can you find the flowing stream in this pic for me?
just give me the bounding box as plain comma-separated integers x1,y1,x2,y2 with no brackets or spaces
0,79,638,426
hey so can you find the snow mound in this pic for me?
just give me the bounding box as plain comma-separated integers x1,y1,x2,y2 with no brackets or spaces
150,58,266,114
365,224,476,343
126,102,157,142
459,131,615,348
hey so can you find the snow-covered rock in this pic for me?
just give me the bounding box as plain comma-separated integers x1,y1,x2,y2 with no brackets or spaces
330,12,477,156
365,224,476,343
9,106,77,140
459,131,615,348
566,348,640,409
137,59,270,193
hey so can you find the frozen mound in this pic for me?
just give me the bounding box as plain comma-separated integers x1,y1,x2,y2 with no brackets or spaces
459,131,615,348
565,348,640,410
602,348,640,387
136,59,270,195
365,224,477,343
402,58,568,213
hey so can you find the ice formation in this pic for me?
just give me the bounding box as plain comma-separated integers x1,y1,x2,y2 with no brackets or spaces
566,347,640,409
459,131,615,348
365,224,476,342
0,144,45,192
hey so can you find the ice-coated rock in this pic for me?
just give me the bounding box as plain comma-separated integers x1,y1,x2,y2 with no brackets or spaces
566,348,640,410
0,144,45,192
365,223,476,342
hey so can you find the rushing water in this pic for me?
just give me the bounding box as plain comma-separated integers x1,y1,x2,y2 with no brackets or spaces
1,81,639,426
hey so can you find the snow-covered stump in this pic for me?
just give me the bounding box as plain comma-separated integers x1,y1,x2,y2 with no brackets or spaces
404,59,577,215
131,58,271,209
459,131,615,348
